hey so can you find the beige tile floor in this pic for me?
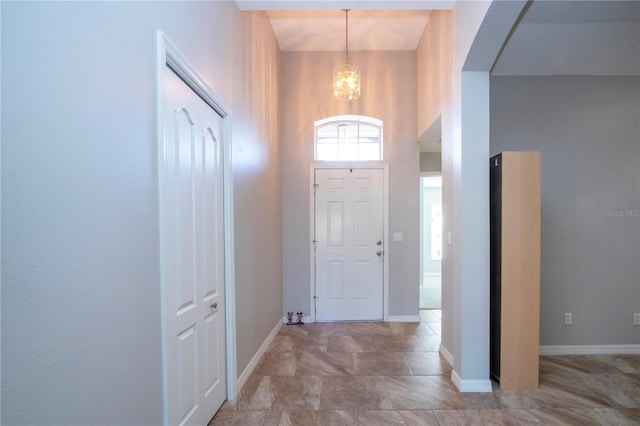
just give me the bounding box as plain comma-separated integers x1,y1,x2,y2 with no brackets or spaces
210,310,640,425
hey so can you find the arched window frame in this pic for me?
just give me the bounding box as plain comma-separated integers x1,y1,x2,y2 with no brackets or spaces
314,115,383,161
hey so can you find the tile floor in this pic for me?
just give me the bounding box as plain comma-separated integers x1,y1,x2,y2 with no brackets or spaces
210,310,640,425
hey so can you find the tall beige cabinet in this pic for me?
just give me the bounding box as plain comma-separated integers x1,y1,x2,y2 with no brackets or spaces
489,151,541,390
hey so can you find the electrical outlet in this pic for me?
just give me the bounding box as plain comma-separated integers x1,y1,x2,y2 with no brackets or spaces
564,312,573,326
634,313,640,326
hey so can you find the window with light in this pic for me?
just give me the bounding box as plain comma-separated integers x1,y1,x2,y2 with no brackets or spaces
430,204,442,260
314,115,383,161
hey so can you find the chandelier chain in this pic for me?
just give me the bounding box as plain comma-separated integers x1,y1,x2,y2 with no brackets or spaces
344,9,350,64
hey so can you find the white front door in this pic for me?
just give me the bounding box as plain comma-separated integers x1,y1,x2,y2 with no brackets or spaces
314,168,385,321
162,66,226,425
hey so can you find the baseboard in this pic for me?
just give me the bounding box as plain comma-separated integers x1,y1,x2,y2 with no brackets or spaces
282,315,313,324
451,370,493,393
387,315,421,322
540,344,640,355
289,315,421,323
235,319,282,394
439,343,454,367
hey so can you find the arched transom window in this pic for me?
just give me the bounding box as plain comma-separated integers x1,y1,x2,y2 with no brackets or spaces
314,115,383,161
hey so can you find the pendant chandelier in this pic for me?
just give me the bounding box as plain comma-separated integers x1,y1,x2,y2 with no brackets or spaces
333,9,360,101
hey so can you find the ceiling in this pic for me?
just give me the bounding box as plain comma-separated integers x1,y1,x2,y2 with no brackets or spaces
237,0,454,51
238,0,640,53
520,0,640,24
493,1,640,76
267,10,431,51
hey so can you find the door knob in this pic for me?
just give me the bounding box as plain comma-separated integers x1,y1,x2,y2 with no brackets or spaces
376,240,382,246
376,251,382,256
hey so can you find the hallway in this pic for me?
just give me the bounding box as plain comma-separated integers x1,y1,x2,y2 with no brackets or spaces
210,311,640,425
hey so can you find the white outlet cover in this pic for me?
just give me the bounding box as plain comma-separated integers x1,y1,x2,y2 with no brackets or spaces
393,232,403,242
564,313,573,325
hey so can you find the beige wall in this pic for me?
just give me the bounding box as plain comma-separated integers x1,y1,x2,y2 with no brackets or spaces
416,10,454,356
281,50,420,318
417,11,453,138
231,10,283,379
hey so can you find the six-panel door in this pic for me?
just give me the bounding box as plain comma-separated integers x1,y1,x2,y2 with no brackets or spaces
163,67,226,425
314,168,384,321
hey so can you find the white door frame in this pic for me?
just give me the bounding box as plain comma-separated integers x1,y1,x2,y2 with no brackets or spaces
419,172,443,313
309,163,389,322
419,172,441,289
156,32,237,424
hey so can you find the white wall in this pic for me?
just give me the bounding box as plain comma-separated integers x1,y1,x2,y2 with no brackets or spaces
445,0,493,387
1,2,282,424
445,0,527,390
491,76,640,346
416,3,496,383
280,50,420,319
